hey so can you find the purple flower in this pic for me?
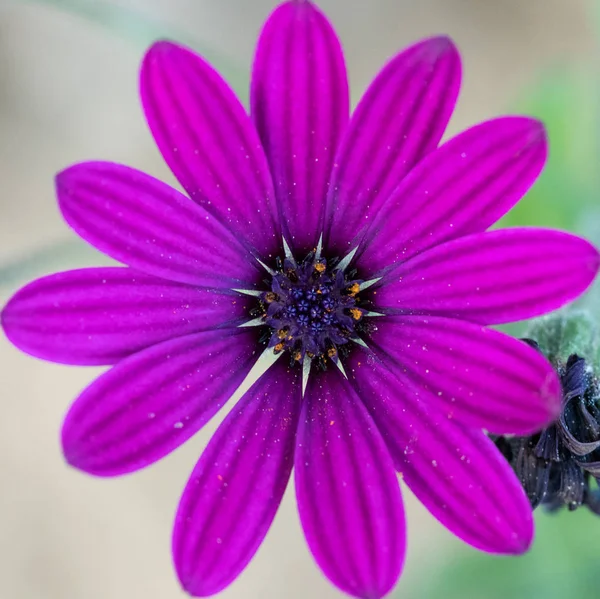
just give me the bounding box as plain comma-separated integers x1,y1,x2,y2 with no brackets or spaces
2,1,600,597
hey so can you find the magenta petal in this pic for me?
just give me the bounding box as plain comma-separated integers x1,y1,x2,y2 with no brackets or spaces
140,41,279,256
348,351,534,553
1,268,247,365
62,329,256,476
366,316,561,435
325,36,460,253
357,117,548,270
173,360,300,597
377,228,600,325
252,1,348,251
296,369,405,599
57,162,259,287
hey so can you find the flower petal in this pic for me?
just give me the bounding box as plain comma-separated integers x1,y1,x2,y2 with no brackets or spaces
62,329,256,476
251,0,349,252
140,41,279,255
173,359,300,597
357,117,548,270
57,162,260,287
348,349,534,553
296,369,405,599
324,36,461,253
376,228,600,325
364,316,561,435
1,268,247,365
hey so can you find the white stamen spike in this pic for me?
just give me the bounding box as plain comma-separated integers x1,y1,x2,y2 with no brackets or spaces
232,288,262,297
363,310,385,317
351,337,369,349
334,359,348,379
359,278,381,291
238,317,266,328
256,258,275,275
282,237,296,266
336,246,358,272
315,234,323,261
227,347,282,405
302,358,312,397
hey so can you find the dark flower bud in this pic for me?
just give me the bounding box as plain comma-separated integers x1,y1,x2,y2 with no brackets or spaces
494,312,600,515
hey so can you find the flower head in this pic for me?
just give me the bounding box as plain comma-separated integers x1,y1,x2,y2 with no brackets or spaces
2,1,600,597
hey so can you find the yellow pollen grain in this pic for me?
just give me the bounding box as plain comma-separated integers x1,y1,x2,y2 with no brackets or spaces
347,282,360,295
294,351,302,361
274,342,284,353
327,347,337,358
349,308,363,321
277,329,287,339
265,292,277,303
314,261,326,273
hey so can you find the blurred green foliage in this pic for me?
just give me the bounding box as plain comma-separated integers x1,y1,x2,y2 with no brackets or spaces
497,72,600,232
418,508,600,599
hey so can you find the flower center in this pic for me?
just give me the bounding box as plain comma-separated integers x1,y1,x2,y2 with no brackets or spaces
255,250,368,367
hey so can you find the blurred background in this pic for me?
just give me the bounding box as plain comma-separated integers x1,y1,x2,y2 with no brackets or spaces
1,0,599,597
